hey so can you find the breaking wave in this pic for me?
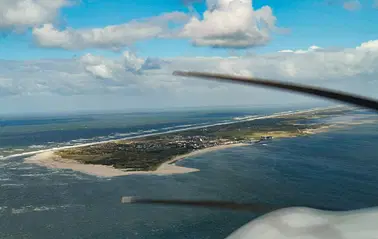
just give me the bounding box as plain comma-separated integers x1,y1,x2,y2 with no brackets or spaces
70,138,90,143
1,183,25,187
28,145,46,149
0,206,8,215
233,115,258,120
7,166,35,170
11,204,85,215
19,173,53,177
3,107,322,161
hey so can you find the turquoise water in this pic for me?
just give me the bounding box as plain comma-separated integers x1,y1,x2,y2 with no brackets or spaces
0,110,378,238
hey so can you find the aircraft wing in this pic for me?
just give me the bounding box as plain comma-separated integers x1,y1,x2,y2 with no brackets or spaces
226,207,378,239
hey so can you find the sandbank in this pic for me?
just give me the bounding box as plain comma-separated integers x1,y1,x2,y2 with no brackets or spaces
24,143,248,178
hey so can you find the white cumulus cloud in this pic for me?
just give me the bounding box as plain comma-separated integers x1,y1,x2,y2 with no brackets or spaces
0,39,378,113
356,40,378,51
0,0,71,30
80,53,121,79
31,0,281,50
279,46,323,54
32,12,190,50
79,51,167,80
180,0,278,48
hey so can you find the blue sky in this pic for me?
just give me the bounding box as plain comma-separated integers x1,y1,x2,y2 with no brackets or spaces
0,0,377,114
1,0,378,60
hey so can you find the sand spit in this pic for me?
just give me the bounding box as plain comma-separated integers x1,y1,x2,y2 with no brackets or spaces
24,144,248,178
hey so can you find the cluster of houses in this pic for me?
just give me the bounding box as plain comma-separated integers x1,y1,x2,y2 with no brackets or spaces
84,134,275,155
260,136,273,140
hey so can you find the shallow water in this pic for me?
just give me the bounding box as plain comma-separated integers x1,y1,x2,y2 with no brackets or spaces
1,122,378,238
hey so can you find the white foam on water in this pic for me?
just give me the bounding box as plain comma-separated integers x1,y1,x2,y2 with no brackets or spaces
55,173,75,177
0,206,8,215
28,145,46,149
11,204,85,215
7,166,35,170
0,183,25,187
233,115,258,120
161,126,178,130
70,138,89,143
2,149,25,154
15,148,25,152
113,132,135,137
173,124,195,128
143,129,158,133
4,106,342,161
51,183,69,186
19,174,46,177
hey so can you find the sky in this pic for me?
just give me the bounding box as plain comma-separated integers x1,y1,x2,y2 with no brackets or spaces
0,0,378,115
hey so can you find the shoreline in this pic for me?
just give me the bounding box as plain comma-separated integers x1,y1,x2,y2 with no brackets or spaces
5,105,346,160
165,143,249,165
24,143,249,177
16,105,356,178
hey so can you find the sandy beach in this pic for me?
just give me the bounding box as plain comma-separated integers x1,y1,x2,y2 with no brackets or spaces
20,105,357,178
24,143,248,178
7,105,346,161
302,118,378,135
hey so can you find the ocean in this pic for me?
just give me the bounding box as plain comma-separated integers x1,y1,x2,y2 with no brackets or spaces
0,108,378,239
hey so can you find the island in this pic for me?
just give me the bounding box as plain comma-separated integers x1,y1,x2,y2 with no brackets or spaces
25,106,375,177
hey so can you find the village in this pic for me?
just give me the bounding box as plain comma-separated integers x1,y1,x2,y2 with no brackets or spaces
60,134,274,156
55,105,347,172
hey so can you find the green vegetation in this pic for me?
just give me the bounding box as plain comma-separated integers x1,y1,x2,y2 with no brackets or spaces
56,142,194,171
55,106,354,172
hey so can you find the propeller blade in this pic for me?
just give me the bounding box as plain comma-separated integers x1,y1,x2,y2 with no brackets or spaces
121,197,281,213
173,71,378,112
120,72,378,213
121,197,347,213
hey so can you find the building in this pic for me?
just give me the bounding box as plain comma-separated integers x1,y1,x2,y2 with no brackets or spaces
260,136,273,140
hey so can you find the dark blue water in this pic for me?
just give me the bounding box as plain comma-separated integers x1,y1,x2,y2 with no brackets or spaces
0,110,273,152
1,122,378,238
2,108,303,157
0,106,310,150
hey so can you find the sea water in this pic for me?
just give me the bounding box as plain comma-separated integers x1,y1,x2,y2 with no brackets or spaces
0,107,291,157
0,110,378,238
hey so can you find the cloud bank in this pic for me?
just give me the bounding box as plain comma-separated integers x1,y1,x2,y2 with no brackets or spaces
32,12,189,50
0,40,377,99
0,1,376,112
31,0,280,50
